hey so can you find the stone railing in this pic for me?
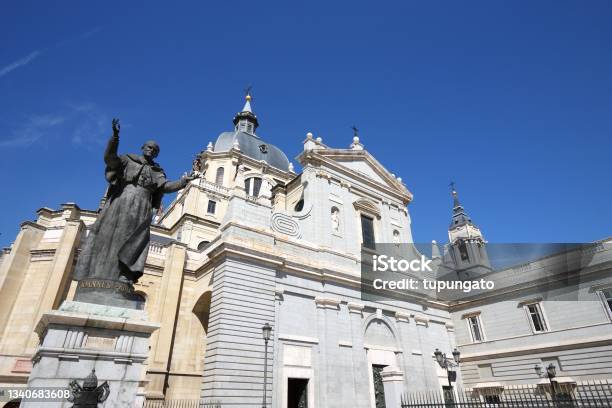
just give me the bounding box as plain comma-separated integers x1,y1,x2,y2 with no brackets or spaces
148,241,166,255
198,179,230,196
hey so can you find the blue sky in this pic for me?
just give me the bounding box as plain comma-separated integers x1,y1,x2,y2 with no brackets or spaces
1,1,611,247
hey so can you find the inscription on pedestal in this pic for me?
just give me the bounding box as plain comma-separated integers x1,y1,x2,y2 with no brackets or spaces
77,279,132,293
84,335,116,351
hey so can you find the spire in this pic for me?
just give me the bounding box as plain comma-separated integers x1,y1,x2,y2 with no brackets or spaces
449,182,473,229
233,88,259,134
242,93,253,113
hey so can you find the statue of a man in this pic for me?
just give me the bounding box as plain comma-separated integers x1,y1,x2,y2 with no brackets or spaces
73,119,196,307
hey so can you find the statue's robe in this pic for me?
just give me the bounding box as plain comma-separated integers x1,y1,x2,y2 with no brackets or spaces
74,138,181,284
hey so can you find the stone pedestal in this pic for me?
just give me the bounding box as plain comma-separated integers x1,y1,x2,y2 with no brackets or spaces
22,301,159,408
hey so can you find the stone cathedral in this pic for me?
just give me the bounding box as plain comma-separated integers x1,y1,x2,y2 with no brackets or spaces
0,94,611,407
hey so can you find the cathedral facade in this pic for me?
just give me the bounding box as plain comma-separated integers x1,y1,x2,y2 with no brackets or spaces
0,95,611,407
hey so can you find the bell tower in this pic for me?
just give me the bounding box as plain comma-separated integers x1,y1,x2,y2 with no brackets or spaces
445,183,492,280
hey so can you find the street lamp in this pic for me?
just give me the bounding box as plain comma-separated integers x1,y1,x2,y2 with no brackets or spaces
534,363,557,400
262,323,272,408
434,348,461,389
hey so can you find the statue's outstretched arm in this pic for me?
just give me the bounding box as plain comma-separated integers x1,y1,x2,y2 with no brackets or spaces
162,177,189,193
162,172,199,193
104,119,122,169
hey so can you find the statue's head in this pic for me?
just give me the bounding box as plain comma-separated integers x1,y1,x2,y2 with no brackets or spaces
142,140,160,160
83,369,98,391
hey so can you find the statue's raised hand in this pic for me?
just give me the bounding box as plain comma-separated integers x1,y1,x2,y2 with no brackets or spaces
112,118,120,138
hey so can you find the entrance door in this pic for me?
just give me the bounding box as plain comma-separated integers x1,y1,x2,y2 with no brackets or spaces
443,385,455,405
287,378,308,408
372,365,387,408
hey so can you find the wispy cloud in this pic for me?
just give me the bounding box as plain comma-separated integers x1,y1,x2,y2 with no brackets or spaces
0,114,65,147
0,102,110,148
69,103,108,145
0,51,42,78
0,27,100,79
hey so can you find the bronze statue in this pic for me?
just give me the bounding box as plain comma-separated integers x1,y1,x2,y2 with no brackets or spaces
73,119,197,308
68,369,110,407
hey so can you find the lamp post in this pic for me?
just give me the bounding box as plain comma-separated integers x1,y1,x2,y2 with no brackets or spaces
434,348,461,401
535,363,557,402
262,323,272,408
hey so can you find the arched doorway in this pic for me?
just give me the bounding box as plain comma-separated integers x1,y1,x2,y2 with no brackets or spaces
364,317,403,408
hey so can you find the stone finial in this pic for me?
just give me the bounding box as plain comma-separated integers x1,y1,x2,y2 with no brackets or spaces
207,141,213,152
350,135,364,150
397,177,402,182
432,240,441,259
288,162,295,173
306,132,314,139
316,136,323,143
232,139,240,151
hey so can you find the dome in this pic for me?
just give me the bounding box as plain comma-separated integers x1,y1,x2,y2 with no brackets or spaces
214,131,290,171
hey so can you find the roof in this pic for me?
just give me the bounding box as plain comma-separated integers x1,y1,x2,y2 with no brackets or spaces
214,131,289,171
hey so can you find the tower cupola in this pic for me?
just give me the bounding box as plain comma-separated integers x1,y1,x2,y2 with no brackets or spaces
233,91,259,134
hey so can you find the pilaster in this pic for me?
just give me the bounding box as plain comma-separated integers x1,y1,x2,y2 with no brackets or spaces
348,302,370,408
147,243,187,398
0,222,45,347
26,219,83,352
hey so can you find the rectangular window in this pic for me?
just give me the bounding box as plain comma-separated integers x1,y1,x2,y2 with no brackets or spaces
252,178,262,196
525,303,548,333
467,315,484,342
287,378,308,408
207,200,216,214
484,395,501,405
361,215,375,250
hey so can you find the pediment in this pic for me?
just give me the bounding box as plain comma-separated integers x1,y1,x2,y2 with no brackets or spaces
312,149,411,198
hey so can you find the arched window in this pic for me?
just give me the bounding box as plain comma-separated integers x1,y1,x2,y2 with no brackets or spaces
197,241,210,251
245,177,263,197
215,167,224,186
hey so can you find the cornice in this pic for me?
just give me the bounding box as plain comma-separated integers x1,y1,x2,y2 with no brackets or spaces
20,221,46,231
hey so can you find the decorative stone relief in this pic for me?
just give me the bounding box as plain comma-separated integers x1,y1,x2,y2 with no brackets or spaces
347,302,365,315
413,315,429,327
395,311,410,323
331,207,340,234
271,213,301,238
314,297,341,310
